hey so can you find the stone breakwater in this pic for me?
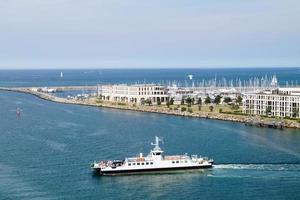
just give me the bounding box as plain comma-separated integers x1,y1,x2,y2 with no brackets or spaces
1,87,300,129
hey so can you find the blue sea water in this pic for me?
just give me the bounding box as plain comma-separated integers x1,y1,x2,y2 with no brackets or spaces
1,67,300,87
0,68,300,199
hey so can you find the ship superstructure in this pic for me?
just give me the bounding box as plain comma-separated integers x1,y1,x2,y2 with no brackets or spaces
91,136,213,175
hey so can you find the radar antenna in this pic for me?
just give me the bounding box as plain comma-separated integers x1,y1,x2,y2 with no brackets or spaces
151,136,163,151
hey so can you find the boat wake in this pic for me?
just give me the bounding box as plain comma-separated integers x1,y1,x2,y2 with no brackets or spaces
213,163,300,171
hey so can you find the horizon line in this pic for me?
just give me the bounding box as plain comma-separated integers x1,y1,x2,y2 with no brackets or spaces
1,66,300,70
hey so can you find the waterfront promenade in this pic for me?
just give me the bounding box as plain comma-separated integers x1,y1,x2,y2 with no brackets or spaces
1,86,300,129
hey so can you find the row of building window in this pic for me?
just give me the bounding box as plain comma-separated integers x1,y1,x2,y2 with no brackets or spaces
245,96,299,101
138,87,164,91
138,92,165,95
245,110,295,117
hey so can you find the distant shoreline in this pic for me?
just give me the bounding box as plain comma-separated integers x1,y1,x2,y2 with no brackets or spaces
1,87,300,129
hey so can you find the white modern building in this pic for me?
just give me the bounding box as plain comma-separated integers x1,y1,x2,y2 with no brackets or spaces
242,88,300,118
98,84,169,104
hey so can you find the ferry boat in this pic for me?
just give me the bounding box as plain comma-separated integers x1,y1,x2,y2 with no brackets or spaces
91,136,214,175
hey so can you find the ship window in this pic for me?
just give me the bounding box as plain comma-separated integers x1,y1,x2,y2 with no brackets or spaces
146,162,149,165
133,163,136,165
150,162,153,165
156,153,161,155
128,163,131,166
137,163,140,165
142,163,144,165
185,160,187,163
172,161,175,164
176,161,179,163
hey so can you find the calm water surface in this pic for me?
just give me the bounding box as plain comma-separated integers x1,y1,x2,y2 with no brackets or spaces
1,91,300,200
1,68,300,87
1,68,300,199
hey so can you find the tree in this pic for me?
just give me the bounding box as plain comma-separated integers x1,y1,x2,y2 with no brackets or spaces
214,95,222,105
169,98,174,105
205,96,211,104
181,97,185,105
145,99,152,106
186,97,192,107
223,97,232,104
197,98,202,111
236,96,243,105
292,107,299,118
157,99,161,105
209,105,214,112
166,100,170,108
266,106,272,115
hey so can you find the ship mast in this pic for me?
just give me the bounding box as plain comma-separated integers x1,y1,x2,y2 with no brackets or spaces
151,136,163,152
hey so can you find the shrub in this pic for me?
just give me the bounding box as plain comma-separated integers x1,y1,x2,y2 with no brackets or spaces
181,107,187,112
231,104,240,110
223,97,232,103
209,105,214,112
188,108,193,113
234,110,242,113
221,111,248,116
96,99,103,104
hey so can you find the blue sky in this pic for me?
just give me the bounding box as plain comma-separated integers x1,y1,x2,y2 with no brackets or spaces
0,0,299,69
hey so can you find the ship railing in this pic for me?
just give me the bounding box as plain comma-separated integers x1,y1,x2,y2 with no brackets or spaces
164,155,188,160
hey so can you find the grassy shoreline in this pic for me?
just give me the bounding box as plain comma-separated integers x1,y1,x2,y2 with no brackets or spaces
1,87,300,129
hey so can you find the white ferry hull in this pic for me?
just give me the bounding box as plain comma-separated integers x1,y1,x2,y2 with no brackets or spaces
94,164,213,175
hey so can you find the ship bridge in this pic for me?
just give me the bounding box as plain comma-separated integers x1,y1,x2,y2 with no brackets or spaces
150,136,164,160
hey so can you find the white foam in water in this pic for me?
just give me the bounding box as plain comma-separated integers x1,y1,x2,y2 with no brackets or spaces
214,164,300,171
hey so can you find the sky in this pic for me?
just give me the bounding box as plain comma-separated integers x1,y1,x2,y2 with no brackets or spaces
0,0,299,69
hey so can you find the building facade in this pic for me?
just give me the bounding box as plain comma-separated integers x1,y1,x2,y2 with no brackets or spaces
242,88,300,118
98,84,169,104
